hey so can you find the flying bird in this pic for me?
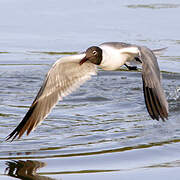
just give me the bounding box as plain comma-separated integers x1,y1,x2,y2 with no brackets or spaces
6,42,168,141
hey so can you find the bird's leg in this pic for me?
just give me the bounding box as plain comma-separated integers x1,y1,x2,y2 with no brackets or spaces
124,57,142,70
124,64,138,70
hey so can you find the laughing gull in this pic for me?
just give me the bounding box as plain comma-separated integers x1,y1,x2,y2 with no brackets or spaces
6,42,168,141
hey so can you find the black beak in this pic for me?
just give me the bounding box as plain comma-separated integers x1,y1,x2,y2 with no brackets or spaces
79,56,88,65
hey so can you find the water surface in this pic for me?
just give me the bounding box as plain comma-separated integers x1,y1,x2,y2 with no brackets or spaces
0,0,180,179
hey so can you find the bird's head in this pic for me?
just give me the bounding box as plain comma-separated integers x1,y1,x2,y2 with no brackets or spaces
80,46,102,65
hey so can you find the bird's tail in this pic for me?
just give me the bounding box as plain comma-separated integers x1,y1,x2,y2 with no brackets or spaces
152,47,168,55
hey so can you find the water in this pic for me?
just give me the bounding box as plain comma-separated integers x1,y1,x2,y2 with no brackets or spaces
0,0,180,179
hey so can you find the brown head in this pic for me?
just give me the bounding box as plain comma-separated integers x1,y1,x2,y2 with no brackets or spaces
80,46,102,65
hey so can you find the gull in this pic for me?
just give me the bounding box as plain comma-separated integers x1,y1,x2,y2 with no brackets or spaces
6,42,168,141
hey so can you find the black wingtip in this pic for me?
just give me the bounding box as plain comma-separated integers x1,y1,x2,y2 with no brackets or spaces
5,131,18,142
6,104,37,142
143,79,168,121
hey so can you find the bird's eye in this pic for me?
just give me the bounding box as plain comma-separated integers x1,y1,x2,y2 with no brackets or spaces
93,50,97,55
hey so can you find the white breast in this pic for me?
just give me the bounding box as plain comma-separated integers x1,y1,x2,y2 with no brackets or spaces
99,45,139,71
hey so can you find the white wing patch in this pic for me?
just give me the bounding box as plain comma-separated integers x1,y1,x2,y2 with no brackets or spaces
119,47,139,55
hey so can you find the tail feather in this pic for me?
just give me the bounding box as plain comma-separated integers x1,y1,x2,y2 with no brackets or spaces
152,47,168,55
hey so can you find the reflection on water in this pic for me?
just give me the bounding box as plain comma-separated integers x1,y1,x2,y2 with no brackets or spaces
4,158,180,179
5,160,55,180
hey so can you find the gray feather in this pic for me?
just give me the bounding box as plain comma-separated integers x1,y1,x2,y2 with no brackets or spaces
139,46,168,120
6,54,97,141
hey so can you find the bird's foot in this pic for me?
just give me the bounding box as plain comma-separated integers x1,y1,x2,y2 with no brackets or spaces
124,64,138,71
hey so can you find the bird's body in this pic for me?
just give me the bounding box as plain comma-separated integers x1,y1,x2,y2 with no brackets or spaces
6,42,169,141
99,42,139,70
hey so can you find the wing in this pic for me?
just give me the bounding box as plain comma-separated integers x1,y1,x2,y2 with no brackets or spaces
139,46,168,121
6,54,97,141
100,42,168,120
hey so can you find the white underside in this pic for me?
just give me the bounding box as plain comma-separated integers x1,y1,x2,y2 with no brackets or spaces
99,45,139,70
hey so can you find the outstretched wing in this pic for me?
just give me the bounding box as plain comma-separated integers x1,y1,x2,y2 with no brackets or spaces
7,54,97,141
139,46,168,121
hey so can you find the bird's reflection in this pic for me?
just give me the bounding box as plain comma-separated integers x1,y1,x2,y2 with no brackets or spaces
5,160,56,180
